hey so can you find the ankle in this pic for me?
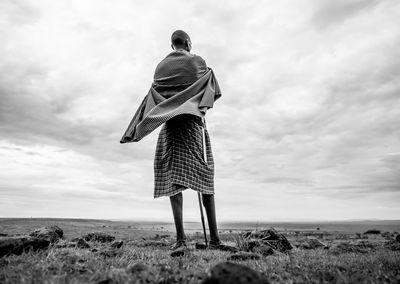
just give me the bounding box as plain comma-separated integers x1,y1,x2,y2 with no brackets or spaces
209,238,220,246
176,237,186,243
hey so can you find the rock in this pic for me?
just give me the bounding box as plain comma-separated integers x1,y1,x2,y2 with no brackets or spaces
363,229,381,235
54,241,67,248
243,240,273,256
0,236,50,258
223,245,239,253
54,240,77,248
385,240,400,251
298,238,327,250
62,237,90,249
76,238,90,249
227,252,261,261
0,233,7,237
202,262,269,284
29,225,63,243
82,232,115,243
381,232,392,240
245,228,281,240
243,240,259,252
252,244,274,256
244,228,292,253
170,249,185,257
110,240,123,249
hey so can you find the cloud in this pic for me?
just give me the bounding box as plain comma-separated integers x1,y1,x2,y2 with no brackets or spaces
0,0,399,220
310,0,382,30
0,0,41,26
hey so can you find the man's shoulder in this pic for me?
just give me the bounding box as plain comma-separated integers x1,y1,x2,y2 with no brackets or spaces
154,51,208,83
193,54,206,65
155,51,207,73
162,51,206,63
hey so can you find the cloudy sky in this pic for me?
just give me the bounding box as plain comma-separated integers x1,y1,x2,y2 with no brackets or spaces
1,0,399,222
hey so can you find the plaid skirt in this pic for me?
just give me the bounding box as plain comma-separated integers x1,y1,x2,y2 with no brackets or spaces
154,114,214,198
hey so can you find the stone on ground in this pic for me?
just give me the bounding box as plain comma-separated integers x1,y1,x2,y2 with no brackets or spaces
385,240,400,251
0,225,64,257
252,244,274,256
0,236,50,258
244,228,292,254
76,238,90,249
170,248,186,257
202,262,269,284
363,229,381,235
227,252,261,261
82,232,115,243
29,225,63,243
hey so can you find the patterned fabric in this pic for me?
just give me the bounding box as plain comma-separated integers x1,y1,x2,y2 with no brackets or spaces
120,50,221,198
154,114,214,198
120,50,221,143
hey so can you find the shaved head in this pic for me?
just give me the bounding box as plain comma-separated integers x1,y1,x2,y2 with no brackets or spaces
171,30,191,51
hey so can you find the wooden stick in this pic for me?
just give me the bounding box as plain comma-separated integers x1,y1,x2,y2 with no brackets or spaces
197,192,208,247
198,117,208,247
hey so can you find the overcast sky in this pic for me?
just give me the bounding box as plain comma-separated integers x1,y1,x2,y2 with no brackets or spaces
1,0,399,222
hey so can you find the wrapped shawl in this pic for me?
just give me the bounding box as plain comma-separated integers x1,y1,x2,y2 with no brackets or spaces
120,55,221,143
120,50,221,197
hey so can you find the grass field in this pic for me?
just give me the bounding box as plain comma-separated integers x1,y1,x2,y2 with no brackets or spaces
1,218,399,283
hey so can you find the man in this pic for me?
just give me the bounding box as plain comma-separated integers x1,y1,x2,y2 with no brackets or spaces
121,30,232,253
153,30,223,252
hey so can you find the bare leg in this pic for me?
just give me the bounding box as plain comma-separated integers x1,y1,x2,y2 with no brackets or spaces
170,192,186,243
202,193,220,245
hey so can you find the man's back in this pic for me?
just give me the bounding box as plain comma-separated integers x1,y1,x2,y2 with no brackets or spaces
153,50,207,97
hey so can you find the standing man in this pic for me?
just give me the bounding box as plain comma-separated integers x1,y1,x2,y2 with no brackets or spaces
153,30,225,252
121,30,233,253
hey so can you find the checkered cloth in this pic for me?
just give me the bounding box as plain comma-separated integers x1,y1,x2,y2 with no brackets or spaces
154,114,214,198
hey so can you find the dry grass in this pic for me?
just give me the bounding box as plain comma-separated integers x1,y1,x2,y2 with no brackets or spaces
1,220,400,283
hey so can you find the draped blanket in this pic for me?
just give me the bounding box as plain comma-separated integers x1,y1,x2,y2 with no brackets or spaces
120,68,221,143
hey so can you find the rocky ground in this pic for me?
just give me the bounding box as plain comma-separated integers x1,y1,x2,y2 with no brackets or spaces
0,220,399,283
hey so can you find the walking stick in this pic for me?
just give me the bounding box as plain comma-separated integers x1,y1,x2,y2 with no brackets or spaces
198,117,208,247
197,192,208,247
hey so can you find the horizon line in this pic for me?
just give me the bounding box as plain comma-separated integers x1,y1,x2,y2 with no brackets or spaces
1,217,399,223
